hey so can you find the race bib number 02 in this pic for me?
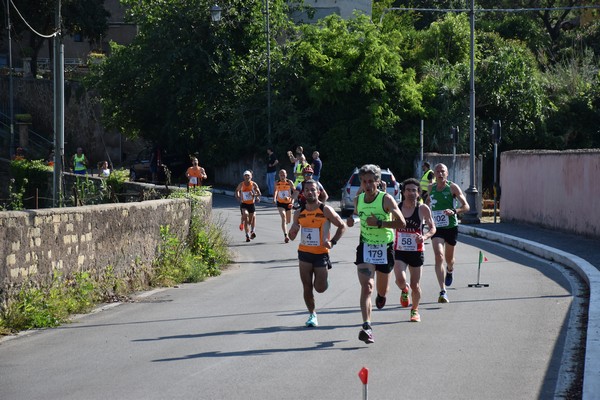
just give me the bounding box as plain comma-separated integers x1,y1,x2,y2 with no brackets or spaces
432,210,449,228
301,227,320,247
363,243,387,264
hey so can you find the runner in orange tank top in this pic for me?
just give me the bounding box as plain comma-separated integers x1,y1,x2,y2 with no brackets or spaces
288,179,347,327
273,169,296,243
235,170,261,242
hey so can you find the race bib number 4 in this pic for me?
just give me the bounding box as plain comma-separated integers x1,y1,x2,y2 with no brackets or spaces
432,210,449,228
396,232,418,251
363,243,387,264
301,227,320,247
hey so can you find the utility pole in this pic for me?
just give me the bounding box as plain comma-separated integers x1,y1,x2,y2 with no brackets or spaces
53,0,64,206
6,0,14,159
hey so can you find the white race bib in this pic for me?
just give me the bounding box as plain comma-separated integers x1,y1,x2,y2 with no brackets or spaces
189,177,198,185
242,191,253,201
301,227,320,247
396,232,418,251
432,210,449,227
363,243,388,264
278,190,290,199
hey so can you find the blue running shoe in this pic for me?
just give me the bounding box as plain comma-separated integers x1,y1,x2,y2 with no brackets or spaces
445,270,453,286
305,313,318,327
438,290,449,303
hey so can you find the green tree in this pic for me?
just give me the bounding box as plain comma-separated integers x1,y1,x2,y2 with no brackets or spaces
90,0,292,164
283,13,424,183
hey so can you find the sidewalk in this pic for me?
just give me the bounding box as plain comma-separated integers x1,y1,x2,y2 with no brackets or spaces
458,222,600,400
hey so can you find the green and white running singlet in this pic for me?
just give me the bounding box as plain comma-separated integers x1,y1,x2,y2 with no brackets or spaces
429,182,457,229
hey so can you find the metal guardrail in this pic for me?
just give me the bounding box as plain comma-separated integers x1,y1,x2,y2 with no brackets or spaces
36,57,85,70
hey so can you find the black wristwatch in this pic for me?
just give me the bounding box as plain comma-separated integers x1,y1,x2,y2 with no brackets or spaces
377,219,383,228
330,239,337,246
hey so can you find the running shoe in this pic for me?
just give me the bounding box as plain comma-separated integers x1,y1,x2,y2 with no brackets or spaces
359,325,374,344
245,235,251,243
305,313,318,327
438,290,449,303
400,286,410,308
250,232,256,240
375,294,386,309
239,223,243,231
284,235,289,243
445,270,453,287
410,309,421,322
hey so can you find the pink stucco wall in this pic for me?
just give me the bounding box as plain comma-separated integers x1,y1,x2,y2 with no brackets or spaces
500,149,600,238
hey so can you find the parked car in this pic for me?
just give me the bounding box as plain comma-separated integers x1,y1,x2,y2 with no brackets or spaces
129,148,188,184
339,167,401,217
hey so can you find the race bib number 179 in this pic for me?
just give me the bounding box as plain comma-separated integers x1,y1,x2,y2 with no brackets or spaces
363,243,388,264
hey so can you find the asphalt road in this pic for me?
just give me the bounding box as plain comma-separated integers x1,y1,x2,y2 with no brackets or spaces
0,194,585,400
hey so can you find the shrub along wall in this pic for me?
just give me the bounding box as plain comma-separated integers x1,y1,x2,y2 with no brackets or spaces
0,195,211,291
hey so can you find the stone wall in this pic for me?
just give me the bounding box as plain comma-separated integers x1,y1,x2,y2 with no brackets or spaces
500,149,600,238
0,195,211,289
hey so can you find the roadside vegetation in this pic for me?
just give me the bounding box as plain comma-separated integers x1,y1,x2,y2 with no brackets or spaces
87,0,600,191
0,189,231,335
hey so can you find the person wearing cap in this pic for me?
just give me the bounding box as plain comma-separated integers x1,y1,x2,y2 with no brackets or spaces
273,169,296,243
235,170,262,242
293,165,328,209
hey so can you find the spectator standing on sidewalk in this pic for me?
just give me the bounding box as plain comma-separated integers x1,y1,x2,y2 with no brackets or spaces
419,161,434,203
266,148,279,197
235,170,261,242
311,151,322,182
427,163,469,303
346,164,406,344
288,179,347,327
393,178,436,322
288,146,308,186
99,161,111,177
273,169,295,243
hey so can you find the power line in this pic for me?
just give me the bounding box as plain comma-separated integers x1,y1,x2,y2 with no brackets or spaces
380,5,600,23
9,0,58,38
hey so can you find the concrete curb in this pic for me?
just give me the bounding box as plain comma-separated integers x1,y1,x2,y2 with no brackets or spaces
459,225,600,400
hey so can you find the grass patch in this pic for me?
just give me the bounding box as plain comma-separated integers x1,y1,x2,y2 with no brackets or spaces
0,189,231,334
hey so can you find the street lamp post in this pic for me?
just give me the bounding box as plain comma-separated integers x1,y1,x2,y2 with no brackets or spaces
264,0,271,146
462,0,480,223
210,4,222,22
